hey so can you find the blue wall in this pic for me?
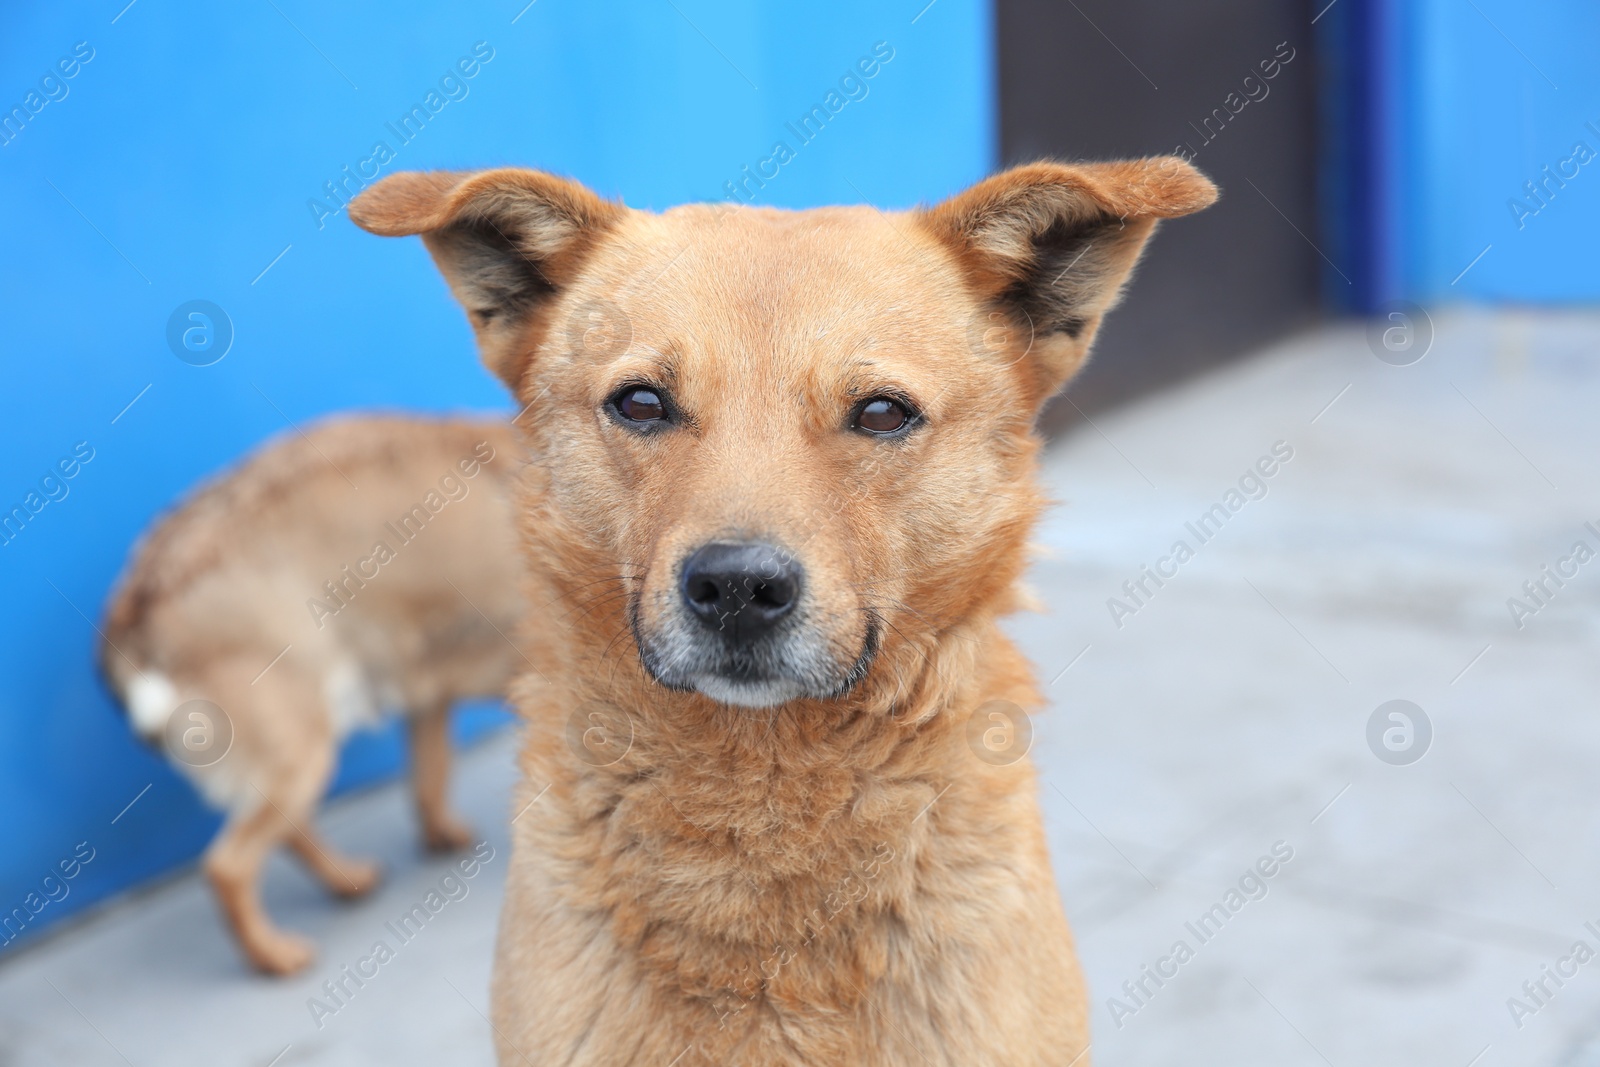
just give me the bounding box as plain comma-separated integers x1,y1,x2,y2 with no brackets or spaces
0,0,993,950
1398,0,1600,301
1321,0,1600,307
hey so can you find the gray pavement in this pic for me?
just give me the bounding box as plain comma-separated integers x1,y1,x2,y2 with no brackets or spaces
4,308,1598,1065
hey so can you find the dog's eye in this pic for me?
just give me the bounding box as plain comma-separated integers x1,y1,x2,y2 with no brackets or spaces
611,386,667,425
854,397,913,435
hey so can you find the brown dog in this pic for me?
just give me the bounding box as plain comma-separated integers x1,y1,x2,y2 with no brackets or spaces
352,159,1215,1064
100,415,525,975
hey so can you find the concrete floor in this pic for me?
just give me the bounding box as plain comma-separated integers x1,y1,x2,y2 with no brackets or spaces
4,309,1599,1066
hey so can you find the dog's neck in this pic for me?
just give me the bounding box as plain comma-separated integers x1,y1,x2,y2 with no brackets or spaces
555,614,996,827
513,485,1045,1022
519,605,1042,1019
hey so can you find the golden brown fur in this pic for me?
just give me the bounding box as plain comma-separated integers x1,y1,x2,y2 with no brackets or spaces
101,415,525,974
352,159,1216,1064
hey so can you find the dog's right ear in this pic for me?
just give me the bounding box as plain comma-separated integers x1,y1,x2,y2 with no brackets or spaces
919,158,1217,404
350,168,626,390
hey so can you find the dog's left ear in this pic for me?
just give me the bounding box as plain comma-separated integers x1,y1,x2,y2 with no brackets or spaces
919,158,1217,400
349,168,626,392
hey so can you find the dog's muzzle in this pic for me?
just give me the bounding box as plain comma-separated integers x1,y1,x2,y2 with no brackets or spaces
633,539,873,709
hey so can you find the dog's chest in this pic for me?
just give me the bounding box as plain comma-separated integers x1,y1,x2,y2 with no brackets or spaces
515,785,1061,1064
514,883,1053,1067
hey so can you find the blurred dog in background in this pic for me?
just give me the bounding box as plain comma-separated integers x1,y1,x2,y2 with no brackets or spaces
100,414,525,975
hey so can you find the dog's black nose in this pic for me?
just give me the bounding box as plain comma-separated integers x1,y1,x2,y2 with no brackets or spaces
680,541,801,640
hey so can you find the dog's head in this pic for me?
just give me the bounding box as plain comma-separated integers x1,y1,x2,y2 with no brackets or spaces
351,161,1215,710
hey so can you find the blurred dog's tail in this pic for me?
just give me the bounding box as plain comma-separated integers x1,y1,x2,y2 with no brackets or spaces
98,573,175,743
